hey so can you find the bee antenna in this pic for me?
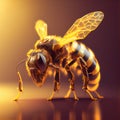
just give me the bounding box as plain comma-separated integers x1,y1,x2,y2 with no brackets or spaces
16,58,26,72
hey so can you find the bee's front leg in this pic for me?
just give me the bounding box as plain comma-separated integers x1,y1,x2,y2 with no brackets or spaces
64,61,79,100
48,67,60,100
48,81,60,101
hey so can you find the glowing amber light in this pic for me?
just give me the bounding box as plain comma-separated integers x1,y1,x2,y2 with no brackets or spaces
0,84,15,102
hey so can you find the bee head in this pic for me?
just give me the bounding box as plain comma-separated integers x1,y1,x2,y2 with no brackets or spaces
26,49,49,87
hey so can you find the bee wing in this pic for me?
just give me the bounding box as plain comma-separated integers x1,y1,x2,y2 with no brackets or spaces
35,20,48,40
59,11,104,47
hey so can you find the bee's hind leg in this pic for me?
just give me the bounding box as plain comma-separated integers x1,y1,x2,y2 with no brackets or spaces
94,91,104,99
79,58,97,100
84,89,97,100
82,75,97,100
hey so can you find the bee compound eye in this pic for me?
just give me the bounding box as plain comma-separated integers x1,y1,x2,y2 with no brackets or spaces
36,53,47,72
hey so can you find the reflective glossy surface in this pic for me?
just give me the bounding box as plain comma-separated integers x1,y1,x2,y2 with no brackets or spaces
0,98,119,120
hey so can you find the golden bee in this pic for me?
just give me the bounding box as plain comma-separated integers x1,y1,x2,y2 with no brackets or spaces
14,11,104,101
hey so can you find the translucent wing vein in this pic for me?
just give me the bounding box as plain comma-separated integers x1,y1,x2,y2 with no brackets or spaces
59,11,104,47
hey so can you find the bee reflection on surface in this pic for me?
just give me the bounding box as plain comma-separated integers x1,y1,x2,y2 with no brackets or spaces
14,99,101,120
82,101,101,120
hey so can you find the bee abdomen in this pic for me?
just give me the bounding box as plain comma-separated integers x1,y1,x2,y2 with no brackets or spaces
86,54,100,91
71,41,100,91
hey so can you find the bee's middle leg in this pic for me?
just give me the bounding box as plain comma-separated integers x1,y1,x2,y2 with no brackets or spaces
64,65,79,100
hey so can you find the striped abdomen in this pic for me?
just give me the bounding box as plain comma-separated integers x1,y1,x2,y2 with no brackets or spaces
71,41,100,91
